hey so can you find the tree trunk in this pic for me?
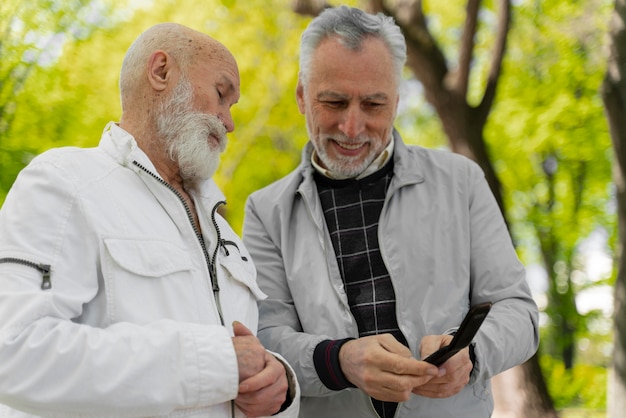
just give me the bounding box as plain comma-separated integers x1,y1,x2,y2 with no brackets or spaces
492,353,558,418
601,1,626,417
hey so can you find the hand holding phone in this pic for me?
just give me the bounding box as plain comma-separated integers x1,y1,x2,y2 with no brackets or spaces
423,302,492,366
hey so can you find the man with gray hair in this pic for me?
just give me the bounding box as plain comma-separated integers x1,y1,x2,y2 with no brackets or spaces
243,6,539,417
0,23,299,418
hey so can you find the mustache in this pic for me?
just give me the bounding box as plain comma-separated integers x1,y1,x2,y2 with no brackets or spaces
323,133,371,144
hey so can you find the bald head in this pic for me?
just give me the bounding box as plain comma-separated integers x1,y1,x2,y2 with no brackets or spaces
119,23,234,111
116,23,240,188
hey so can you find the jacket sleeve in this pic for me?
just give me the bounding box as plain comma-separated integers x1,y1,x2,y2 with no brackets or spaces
465,160,540,382
243,194,333,398
0,157,240,417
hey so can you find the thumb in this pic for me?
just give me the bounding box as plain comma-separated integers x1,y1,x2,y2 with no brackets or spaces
232,321,254,337
379,334,413,358
420,335,452,359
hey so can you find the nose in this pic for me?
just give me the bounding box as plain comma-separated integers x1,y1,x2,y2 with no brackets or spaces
338,105,365,139
220,110,235,133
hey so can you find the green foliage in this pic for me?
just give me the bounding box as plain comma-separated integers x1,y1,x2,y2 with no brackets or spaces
203,1,312,232
493,0,613,247
541,355,607,409
399,0,616,373
486,0,615,367
0,0,127,201
0,0,314,233
560,409,606,418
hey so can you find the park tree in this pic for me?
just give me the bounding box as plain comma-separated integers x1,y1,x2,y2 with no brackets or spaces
602,0,626,416
491,0,613,410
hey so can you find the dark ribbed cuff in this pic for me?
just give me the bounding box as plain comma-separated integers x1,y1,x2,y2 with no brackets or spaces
313,338,357,390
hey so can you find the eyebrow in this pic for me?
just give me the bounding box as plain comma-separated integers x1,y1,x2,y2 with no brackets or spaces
316,91,388,101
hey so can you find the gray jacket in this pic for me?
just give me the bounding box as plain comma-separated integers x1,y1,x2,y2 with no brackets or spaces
243,132,539,418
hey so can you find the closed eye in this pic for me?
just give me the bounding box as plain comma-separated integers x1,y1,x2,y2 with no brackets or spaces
364,101,385,109
321,100,347,109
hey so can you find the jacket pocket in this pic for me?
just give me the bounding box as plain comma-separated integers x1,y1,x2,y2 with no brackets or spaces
101,238,203,324
219,247,266,301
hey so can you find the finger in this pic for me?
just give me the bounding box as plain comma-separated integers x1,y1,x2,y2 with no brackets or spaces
233,321,254,337
413,380,466,398
378,334,413,357
380,368,437,391
383,355,439,378
435,348,470,377
235,386,285,418
412,358,470,399
365,373,424,402
419,334,453,359
239,354,284,393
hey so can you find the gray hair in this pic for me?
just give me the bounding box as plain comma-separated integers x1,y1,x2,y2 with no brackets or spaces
299,6,407,87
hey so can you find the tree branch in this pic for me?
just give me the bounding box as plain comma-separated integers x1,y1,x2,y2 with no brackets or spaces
291,0,330,16
476,0,511,126
456,0,481,98
375,0,450,107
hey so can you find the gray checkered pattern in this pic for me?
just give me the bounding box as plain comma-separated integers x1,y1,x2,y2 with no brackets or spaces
316,166,406,418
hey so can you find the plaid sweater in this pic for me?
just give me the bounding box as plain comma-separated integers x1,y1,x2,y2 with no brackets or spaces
313,161,408,418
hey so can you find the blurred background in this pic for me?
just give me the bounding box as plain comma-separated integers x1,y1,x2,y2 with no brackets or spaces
1,0,623,417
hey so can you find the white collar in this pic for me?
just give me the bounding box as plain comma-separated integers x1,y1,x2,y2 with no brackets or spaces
311,136,395,180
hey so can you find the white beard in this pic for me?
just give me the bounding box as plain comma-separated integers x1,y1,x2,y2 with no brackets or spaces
156,76,227,186
309,127,378,178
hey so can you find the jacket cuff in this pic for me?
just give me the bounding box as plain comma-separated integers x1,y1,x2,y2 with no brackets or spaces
313,339,356,391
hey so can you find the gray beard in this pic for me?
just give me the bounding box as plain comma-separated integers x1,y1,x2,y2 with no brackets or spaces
309,128,377,178
156,78,227,187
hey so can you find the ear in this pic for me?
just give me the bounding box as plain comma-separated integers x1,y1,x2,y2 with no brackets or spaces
392,93,400,118
295,79,306,115
147,50,172,92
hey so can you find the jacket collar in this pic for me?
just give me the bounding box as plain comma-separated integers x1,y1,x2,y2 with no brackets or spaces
99,122,226,205
390,129,425,185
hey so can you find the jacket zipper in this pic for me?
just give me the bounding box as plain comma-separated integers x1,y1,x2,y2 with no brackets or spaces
132,161,226,326
209,200,227,326
133,161,242,418
207,201,237,418
0,258,51,290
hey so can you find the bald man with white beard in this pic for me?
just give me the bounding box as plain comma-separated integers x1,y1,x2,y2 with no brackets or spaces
0,23,299,418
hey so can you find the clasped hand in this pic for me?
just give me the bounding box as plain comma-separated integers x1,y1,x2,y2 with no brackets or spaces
414,334,473,398
339,334,472,402
231,321,288,417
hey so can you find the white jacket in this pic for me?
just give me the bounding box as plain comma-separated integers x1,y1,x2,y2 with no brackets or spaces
0,123,299,418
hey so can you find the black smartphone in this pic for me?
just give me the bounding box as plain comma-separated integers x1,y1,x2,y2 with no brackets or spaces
423,302,492,366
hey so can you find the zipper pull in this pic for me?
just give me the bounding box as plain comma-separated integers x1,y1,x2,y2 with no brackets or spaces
40,264,52,290
220,239,230,256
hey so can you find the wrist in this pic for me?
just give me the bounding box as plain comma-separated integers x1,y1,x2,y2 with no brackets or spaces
313,338,356,390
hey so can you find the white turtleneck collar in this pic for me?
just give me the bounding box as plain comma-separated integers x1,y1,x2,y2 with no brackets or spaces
311,136,395,180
